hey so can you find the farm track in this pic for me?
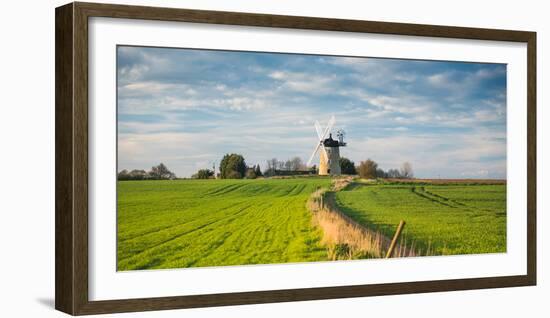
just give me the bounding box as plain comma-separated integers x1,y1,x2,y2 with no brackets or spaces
422,188,466,206
422,187,502,214
411,186,491,214
411,186,468,209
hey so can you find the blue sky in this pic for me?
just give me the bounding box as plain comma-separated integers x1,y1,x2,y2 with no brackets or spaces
117,46,507,179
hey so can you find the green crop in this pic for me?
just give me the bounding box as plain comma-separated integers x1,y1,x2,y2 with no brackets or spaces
118,179,507,271
335,184,506,255
117,178,331,270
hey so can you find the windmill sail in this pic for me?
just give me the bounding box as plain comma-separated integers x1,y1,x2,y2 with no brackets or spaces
314,120,323,140
322,116,335,139
306,143,322,167
307,116,335,167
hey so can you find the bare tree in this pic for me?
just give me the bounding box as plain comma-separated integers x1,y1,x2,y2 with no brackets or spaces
283,160,292,171
358,159,378,179
254,164,263,177
265,158,279,177
266,158,278,171
289,156,304,171
400,162,414,179
149,163,176,180
375,168,387,178
387,168,401,178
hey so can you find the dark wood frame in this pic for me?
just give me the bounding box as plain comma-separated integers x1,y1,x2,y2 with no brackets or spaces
55,1,537,315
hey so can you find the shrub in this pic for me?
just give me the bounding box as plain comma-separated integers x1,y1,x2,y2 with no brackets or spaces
194,169,214,179
339,157,357,175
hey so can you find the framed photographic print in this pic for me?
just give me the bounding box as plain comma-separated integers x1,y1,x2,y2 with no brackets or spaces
55,2,536,315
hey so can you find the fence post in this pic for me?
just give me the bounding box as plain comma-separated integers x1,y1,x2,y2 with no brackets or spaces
385,220,406,258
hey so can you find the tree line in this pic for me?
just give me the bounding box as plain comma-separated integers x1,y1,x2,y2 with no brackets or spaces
192,154,413,180
193,154,316,180
340,157,413,179
263,157,317,177
192,154,263,180
119,156,414,181
117,163,176,180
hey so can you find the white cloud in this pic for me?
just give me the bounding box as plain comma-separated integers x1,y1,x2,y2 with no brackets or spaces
119,64,149,82
116,47,506,178
269,71,335,94
345,129,506,179
268,71,286,80
384,126,409,132
428,73,449,86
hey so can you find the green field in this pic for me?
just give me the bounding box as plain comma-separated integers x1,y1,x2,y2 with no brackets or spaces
335,183,506,255
117,178,330,270
118,178,506,270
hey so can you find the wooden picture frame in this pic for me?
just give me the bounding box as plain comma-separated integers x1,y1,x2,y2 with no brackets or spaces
55,1,536,315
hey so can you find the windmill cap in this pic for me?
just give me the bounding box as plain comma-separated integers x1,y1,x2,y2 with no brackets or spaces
323,134,340,147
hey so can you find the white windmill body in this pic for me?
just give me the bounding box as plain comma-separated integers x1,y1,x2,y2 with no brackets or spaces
307,116,347,176
321,135,342,175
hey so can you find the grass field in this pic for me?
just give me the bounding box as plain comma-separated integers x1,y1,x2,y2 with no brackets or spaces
335,183,506,255
118,178,507,270
117,178,330,270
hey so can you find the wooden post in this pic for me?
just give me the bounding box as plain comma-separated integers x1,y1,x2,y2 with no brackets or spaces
385,220,406,258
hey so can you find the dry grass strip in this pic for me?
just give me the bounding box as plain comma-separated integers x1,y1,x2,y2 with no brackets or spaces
307,179,418,260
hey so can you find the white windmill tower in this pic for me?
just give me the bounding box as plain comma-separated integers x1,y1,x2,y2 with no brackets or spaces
306,116,347,175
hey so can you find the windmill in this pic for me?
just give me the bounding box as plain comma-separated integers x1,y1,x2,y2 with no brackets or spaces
306,115,347,175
